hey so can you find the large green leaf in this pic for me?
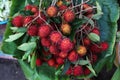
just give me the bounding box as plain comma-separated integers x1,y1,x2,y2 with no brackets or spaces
111,66,120,80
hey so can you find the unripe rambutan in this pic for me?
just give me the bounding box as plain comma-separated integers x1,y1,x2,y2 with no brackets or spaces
46,6,58,17
61,23,71,35
77,46,87,56
56,0,63,7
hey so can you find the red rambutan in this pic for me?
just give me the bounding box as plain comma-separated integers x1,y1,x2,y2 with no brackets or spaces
38,25,51,38
41,38,51,48
60,38,73,52
12,15,24,27
47,59,55,67
100,42,109,51
27,25,38,36
50,31,62,43
73,65,83,76
63,10,75,22
36,58,42,66
23,16,33,25
68,50,78,62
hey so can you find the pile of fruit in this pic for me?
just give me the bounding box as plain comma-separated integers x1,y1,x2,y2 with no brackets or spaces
4,0,111,79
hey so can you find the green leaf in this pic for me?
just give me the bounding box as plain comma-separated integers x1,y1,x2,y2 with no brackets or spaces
10,27,18,32
92,1,103,20
88,33,100,42
22,50,32,60
11,27,27,33
38,64,55,80
83,16,95,27
78,60,90,65
5,33,24,42
87,65,97,76
62,61,70,75
50,17,62,24
20,10,34,16
69,18,86,41
111,67,120,80
18,42,36,51
16,27,27,33
18,59,34,79
30,53,37,69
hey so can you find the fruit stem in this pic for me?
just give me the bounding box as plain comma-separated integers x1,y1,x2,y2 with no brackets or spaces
39,0,42,10
79,0,84,18
75,6,97,15
25,16,39,28
51,0,57,6
58,0,90,16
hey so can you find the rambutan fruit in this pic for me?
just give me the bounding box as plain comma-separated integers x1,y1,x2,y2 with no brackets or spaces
49,45,59,54
84,67,91,75
47,59,55,67
60,38,73,52
56,57,64,65
91,27,100,35
27,25,38,36
46,6,58,17
100,42,109,51
90,44,102,54
66,67,73,75
68,50,78,62
41,38,51,48
83,37,91,46
50,31,62,43
12,15,24,27
59,51,68,59
77,46,87,56
23,16,33,25
38,25,51,38
36,58,42,66
61,23,71,35
73,65,83,76
63,10,75,22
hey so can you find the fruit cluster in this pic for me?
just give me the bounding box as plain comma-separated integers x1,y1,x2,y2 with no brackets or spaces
11,0,109,77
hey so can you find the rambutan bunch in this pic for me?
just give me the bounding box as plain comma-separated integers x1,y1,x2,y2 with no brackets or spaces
6,0,112,80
